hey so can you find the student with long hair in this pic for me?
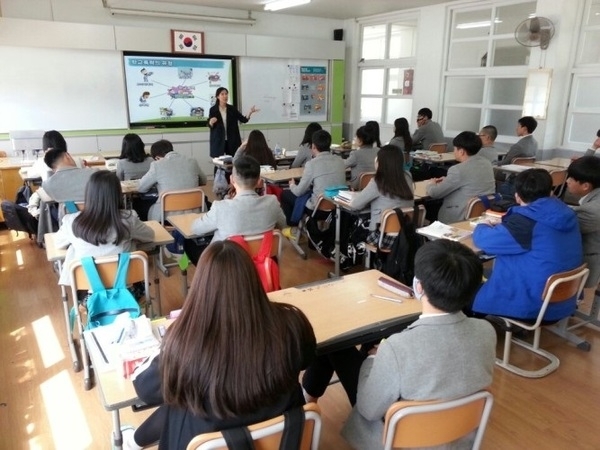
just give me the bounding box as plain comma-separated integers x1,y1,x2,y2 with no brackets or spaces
54,170,154,286
125,240,316,450
291,122,323,168
348,145,414,247
345,126,378,189
233,129,277,167
388,117,414,170
365,120,382,148
116,133,153,181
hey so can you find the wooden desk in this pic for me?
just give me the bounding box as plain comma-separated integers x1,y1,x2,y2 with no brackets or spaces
84,270,421,449
413,180,429,199
261,167,304,184
167,212,205,239
535,157,572,169
412,151,457,164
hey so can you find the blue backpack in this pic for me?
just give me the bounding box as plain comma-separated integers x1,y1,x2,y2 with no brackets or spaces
81,253,141,330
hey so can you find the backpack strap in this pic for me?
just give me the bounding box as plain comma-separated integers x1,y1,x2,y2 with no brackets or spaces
80,256,106,292
64,201,78,214
222,426,255,450
113,253,131,290
256,230,273,263
229,235,251,253
279,406,305,450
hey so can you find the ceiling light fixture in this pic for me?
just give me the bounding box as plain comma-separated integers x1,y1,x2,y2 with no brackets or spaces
109,7,256,25
264,0,311,12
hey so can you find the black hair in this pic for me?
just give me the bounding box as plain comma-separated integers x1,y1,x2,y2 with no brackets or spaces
215,87,228,97
312,130,331,153
480,125,498,141
518,116,538,134
44,148,66,169
120,133,147,163
514,168,553,203
300,122,323,146
42,130,67,152
393,117,413,152
365,121,382,147
414,240,483,312
596,129,600,138
150,139,174,158
453,131,482,156
356,126,375,147
417,108,433,120
375,146,414,200
233,155,260,188
567,156,600,189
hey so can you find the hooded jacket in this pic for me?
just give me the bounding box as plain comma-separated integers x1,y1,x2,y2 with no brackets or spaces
472,196,582,320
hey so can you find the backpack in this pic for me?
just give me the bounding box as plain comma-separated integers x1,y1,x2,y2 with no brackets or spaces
80,253,141,330
381,206,424,285
1,200,39,238
229,230,281,292
15,183,32,206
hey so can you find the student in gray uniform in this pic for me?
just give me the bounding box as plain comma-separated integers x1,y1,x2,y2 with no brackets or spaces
291,122,322,168
412,107,444,150
116,133,152,181
345,126,378,190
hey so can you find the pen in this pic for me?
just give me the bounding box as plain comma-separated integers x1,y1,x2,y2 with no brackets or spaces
91,330,109,364
370,294,403,304
113,327,125,344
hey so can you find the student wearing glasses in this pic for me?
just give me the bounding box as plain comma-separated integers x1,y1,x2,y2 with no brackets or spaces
477,125,502,163
411,107,444,150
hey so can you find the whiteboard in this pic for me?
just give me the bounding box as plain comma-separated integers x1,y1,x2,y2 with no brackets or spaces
239,57,329,124
0,47,128,133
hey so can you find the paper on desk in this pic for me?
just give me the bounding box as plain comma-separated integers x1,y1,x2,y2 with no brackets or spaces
417,221,472,242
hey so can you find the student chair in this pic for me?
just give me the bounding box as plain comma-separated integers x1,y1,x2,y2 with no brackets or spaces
358,171,375,190
492,263,589,378
69,250,150,390
428,143,448,154
549,168,568,199
186,403,322,450
232,229,283,262
464,194,499,219
290,195,336,259
364,205,425,269
382,390,494,450
511,156,536,165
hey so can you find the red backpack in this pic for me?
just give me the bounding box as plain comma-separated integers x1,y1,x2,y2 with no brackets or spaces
229,230,281,292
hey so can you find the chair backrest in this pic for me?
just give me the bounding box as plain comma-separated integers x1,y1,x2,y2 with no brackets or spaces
382,390,494,450
160,188,205,224
465,194,498,219
233,229,283,261
186,403,322,450
511,156,536,165
358,172,375,190
549,169,567,198
312,195,336,215
534,264,589,327
378,205,425,251
69,250,150,292
428,143,448,154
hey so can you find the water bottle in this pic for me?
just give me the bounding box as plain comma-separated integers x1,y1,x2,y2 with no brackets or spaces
274,143,282,157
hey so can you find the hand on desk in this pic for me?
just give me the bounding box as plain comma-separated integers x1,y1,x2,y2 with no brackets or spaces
289,178,296,186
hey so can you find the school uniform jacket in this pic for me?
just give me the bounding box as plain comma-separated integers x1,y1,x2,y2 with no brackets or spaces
115,157,153,181
42,166,96,203
289,151,346,210
290,143,312,168
411,120,444,150
342,313,496,450
137,152,207,222
572,188,600,287
426,155,495,224
497,134,538,166
344,146,378,190
190,190,286,242
473,197,583,320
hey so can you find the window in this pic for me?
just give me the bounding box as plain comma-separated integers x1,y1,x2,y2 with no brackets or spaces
357,18,417,125
444,2,536,138
564,0,600,149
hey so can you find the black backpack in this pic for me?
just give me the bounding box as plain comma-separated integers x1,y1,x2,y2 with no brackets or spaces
15,184,33,206
1,200,39,239
381,206,424,285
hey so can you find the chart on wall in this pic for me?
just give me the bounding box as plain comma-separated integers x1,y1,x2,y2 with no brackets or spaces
239,57,328,124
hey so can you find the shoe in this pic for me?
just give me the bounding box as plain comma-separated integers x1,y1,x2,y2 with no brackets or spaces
282,227,297,241
120,426,142,450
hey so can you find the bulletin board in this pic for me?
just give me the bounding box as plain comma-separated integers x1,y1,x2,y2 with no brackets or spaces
239,57,329,124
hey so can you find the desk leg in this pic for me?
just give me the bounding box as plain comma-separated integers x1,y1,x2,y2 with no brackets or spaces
181,268,188,299
111,410,123,450
152,251,162,317
328,204,341,279
573,287,600,328
59,261,80,372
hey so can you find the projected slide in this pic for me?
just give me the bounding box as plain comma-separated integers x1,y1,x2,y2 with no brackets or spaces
123,53,235,128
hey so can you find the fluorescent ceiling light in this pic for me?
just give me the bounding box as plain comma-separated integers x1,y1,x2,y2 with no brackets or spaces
264,0,311,12
109,7,256,25
456,19,502,30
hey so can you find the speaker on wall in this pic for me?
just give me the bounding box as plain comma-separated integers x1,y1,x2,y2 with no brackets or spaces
333,29,344,41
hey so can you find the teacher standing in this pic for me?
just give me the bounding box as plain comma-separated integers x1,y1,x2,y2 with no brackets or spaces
208,87,259,158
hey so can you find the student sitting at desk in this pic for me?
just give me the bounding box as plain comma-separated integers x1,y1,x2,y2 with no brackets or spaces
125,241,316,450
137,139,207,222
472,169,583,320
232,129,277,168
566,156,600,288
425,131,495,223
343,145,414,255
344,126,378,190
116,133,152,181
280,130,346,233
184,156,286,265
53,170,154,286
291,122,322,168
27,130,70,181
42,148,96,205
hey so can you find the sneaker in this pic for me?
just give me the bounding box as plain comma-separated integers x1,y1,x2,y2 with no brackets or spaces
282,227,297,241
120,426,142,450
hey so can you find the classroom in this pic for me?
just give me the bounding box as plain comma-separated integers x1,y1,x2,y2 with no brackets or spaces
1,0,599,449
